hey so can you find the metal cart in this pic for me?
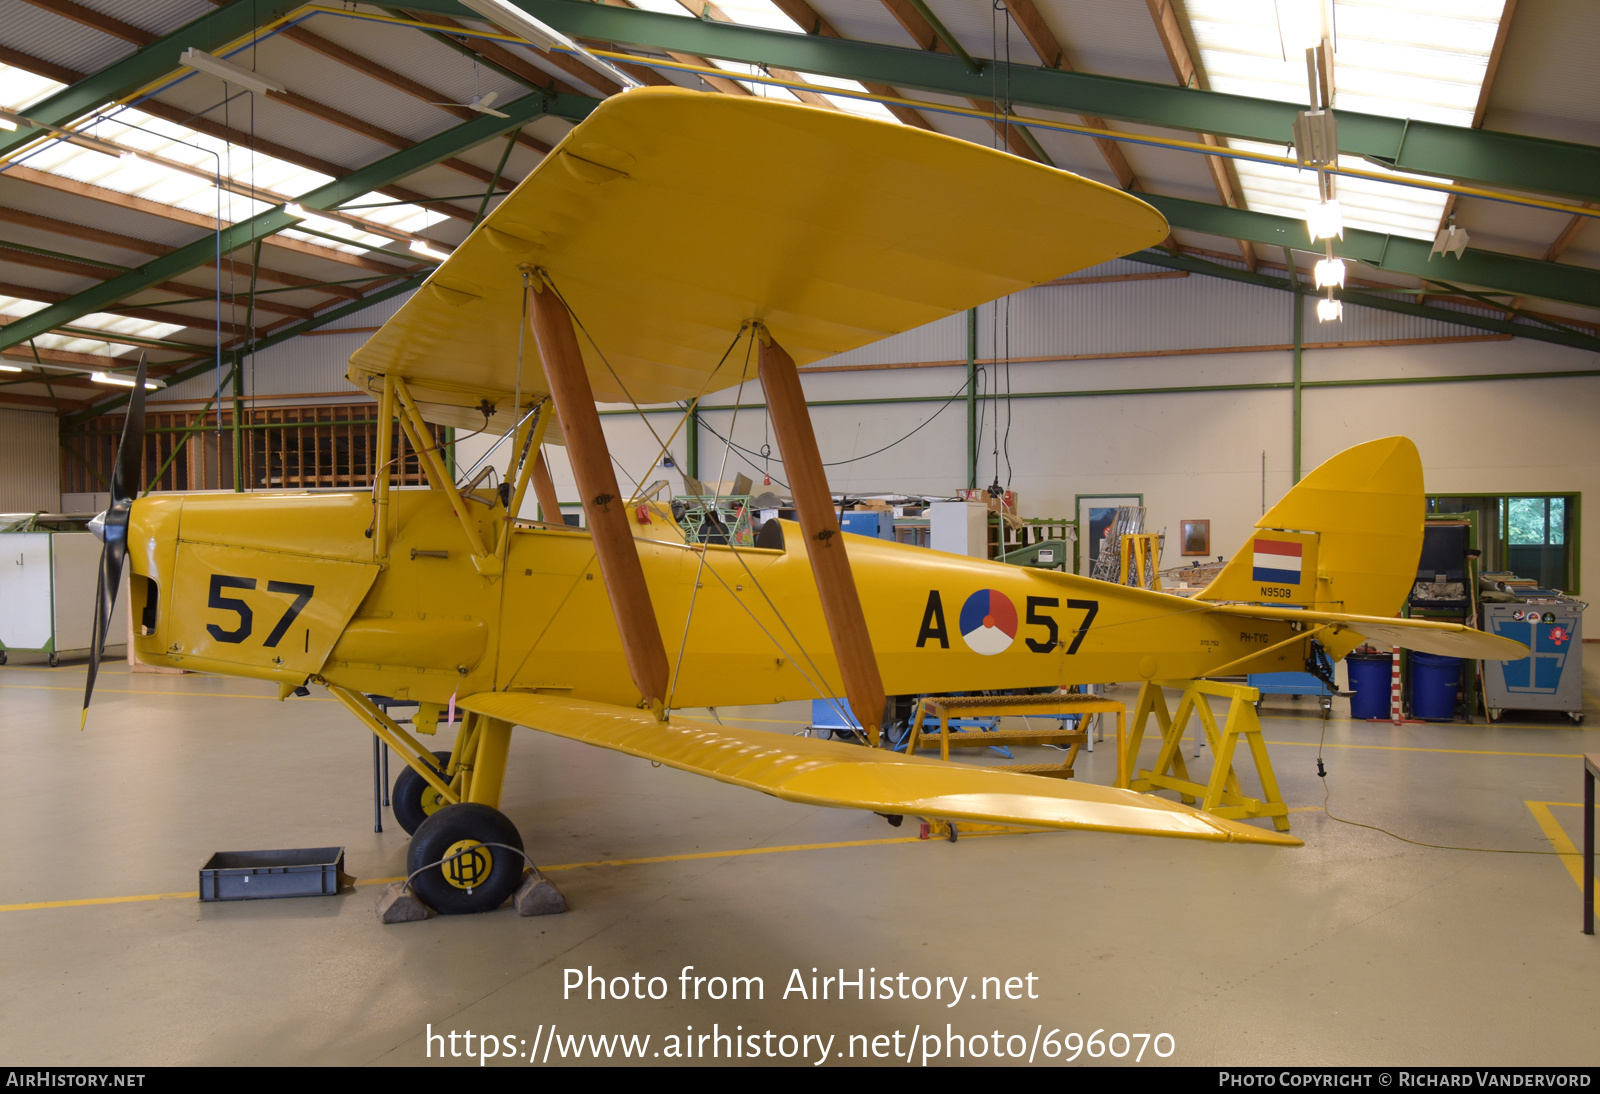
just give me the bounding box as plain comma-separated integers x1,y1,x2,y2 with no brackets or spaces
1481,599,1585,723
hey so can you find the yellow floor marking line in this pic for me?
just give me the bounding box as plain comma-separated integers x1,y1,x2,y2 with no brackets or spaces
0,831,1048,913
1264,740,1581,759
1523,801,1594,893
0,683,333,701
0,891,200,912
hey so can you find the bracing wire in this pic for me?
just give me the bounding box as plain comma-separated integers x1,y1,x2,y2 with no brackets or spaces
695,369,983,487
627,322,749,504
666,330,755,711
538,271,674,457
663,329,854,729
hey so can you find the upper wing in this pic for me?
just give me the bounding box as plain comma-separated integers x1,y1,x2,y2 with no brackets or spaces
348,87,1168,433
458,692,1299,846
1205,603,1528,660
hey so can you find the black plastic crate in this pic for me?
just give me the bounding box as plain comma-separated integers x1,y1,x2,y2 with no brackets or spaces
199,847,353,902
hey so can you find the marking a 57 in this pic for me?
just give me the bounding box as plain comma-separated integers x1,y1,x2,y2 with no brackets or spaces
205,574,315,646
916,591,1097,655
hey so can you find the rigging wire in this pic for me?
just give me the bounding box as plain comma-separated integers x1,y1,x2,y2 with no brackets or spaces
695,368,983,489
666,330,755,711
538,270,675,458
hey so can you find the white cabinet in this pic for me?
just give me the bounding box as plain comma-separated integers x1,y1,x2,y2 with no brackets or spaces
0,531,126,664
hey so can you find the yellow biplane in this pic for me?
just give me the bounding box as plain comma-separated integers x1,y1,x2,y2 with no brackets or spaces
82,88,1525,915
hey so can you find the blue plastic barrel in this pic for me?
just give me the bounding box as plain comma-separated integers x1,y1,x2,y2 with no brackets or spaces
1346,653,1391,720
1410,652,1463,721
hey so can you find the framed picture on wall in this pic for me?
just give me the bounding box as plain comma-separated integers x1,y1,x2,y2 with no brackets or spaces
1181,519,1210,556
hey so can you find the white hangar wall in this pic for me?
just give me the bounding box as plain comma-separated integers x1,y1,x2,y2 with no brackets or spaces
132,264,1600,630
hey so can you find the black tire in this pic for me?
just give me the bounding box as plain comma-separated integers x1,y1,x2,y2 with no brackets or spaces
0,650,7,665
392,750,453,836
47,652,59,667
407,803,524,915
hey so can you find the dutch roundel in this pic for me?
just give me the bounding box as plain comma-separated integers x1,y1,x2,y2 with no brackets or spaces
958,589,1018,655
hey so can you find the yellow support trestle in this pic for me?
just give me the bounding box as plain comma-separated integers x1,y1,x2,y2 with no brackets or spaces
1124,680,1291,832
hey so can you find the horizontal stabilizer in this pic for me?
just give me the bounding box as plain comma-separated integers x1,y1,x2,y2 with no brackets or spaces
1206,604,1528,660
460,692,1299,846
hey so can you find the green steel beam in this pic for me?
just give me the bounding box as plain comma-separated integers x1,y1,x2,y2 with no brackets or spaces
597,362,1600,416
1,91,594,356
387,0,1600,204
63,273,430,425
1143,195,1600,311
0,0,305,162
1124,248,1600,355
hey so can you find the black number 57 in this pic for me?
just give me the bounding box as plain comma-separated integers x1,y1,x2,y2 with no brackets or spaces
206,574,314,646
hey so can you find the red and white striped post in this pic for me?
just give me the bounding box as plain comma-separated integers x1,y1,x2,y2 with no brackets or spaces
1390,612,1404,725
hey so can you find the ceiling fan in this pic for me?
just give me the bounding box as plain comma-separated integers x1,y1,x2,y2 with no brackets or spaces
430,90,509,118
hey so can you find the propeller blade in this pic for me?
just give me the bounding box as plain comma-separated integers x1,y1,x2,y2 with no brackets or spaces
81,530,127,729
477,106,510,118
110,354,147,506
478,92,499,108
82,355,146,728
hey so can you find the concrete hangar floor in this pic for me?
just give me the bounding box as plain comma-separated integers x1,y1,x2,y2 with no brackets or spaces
1,656,1596,1067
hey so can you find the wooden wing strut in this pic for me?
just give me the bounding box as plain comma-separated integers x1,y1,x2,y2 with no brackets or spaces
757,326,888,743
528,276,670,713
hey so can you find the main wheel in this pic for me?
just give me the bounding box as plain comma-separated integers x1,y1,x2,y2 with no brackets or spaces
392,750,453,835
407,803,524,915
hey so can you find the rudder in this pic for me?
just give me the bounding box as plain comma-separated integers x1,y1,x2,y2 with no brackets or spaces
1196,437,1424,617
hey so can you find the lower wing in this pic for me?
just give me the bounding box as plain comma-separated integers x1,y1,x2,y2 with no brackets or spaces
1204,604,1528,660
458,692,1299,846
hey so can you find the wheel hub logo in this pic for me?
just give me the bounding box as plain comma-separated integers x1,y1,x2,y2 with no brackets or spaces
444,839,491,890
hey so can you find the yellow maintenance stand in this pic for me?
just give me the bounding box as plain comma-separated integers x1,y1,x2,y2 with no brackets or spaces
1122,679,1291,833
905,691,1127,784
1118,532,1163,590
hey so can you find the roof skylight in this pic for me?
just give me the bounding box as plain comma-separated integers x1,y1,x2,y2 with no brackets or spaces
1183,0,1507,241
624,0,898,122
0,295,187,360
1,64,444,276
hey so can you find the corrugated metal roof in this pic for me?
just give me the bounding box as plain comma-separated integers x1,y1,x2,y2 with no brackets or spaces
0,5,132,78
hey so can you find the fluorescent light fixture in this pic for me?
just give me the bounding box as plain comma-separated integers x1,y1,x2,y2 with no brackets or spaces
179,48,285,97
0,363,21,372
92,371,164,389
0,113,127,157
460,0,642,90
410,240,452,262
1313,257,1345,288
1305,199,1344,241
1316,296,1343,323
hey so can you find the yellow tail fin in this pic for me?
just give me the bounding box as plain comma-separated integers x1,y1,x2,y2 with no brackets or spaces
1196,437,1424,617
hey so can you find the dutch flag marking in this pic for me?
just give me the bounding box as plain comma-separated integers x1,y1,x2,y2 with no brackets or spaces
1252,539,1303,585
